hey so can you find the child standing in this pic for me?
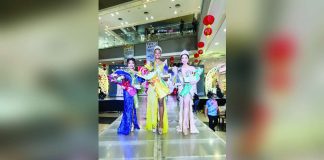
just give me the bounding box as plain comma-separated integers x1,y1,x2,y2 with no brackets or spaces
205,93,218,131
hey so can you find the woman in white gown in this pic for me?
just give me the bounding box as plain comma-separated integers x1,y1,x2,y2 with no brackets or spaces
176,50,203,135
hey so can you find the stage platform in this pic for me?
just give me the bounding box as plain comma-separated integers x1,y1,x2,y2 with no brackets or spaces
99,96,226,159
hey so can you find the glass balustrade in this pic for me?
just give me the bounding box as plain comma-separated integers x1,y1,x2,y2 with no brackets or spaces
99,22,197,49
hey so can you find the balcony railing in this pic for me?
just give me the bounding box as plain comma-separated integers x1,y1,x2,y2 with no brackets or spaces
99,22,197,49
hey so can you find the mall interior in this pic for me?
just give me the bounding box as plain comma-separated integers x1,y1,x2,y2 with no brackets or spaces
98,0,226,159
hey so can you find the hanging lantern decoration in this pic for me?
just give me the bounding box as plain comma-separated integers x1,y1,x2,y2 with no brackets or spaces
203,15,215,26
144,59,147,64
204,27,213,36
102,64,107,70
265,34,295,65
197,41,205,48
202,15,214,38
198,49,203,54
170,56,175,64
194,53,199,58
194,59,199,63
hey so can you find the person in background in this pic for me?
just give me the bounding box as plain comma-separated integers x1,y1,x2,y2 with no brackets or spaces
193,94,200,114
205,93,219,131
98,87,106,100
145,27,149,38
192,17,198,33
180,19,184,36
216,84,224,99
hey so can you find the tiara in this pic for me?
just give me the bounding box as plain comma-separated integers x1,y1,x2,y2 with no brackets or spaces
154,46,162,52
180,50,189,56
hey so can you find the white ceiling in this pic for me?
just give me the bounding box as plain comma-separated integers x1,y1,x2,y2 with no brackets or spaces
98,0,226,64
98,0,202,38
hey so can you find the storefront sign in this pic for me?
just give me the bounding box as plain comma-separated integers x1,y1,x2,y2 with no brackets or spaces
146,41,158,62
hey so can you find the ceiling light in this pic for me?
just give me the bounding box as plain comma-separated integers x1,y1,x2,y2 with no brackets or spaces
144,4,147,8
150,16,154,19
198,6,201,9
223,28,226,32
146,17,149,20
111,13,114,16
115,12,119,15
125,21,128,24
99,16,101,20
146,0,149,2
121,22,124,25
112,62,115,64
174,10,177,14
171,0,175,1
215,42,219,45
139,59,142,61
105,32,108,34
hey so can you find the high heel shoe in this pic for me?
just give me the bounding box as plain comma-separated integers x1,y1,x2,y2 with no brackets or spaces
158,128,163,135
183,129,189,136
131,124,134,132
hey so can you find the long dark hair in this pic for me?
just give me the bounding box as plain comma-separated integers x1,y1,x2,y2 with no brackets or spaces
126,58,136,65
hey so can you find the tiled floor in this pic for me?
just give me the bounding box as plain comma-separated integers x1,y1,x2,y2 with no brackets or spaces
99,96,226,159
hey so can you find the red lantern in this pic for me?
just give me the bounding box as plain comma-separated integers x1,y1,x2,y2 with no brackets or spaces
170,56,174,61
198,50,203,54
204,27,212,36
203,15,215,26
194,59,199,63
144,59,147,64
194,53,199,58
265,34,295,65
102,64,107,70
197,42,205,48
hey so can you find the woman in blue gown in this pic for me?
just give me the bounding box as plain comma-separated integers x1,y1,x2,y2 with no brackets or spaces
109,58,144,135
